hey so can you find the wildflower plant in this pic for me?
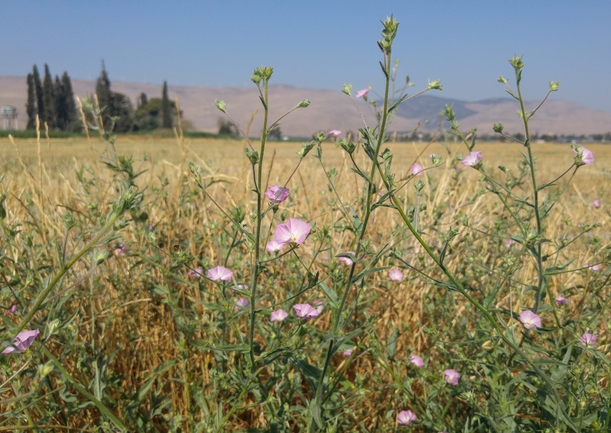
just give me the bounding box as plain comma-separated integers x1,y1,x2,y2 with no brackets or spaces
0,13,609,433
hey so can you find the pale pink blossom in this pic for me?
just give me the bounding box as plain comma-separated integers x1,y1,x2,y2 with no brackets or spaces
342,347,354,357
235,297,250,310
274,218,312,245
337,252,355,266
555,296,569,305
2,329,40,355
592,199,601,208
7,305,17,315
293,303,321,320
356,89,370,98
114,244,127,255
584,264,601,272
207,265,233,281
519,310,542,329
270,309,289,322
410,162,424,176
409,353,424,367
188,267,204,278
573,145,594,165
266,239,285,253
580,331,598,348
397,410,417,425
265,185,290,204
444,369,461,386
505,239,516,249
461,151,482,168
328,130,342,138
388,268,404,282
313,300,324,314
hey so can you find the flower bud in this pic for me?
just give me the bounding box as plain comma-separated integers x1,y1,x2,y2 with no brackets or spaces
493,123,504,133
549,81,559,91
214,99,227,113
341,83,353,96
427,79,442,90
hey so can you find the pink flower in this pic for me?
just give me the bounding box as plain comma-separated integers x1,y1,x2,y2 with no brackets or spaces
235,297,250,310
270,309,288,322
555,296,569,305
265,185,290,204
505,239,516,249
444,369,461,386
519,310,542,329
388,268,404,282
592,199,601,208
337,251,355,266
573,145,594,165
342,347,354,357
397,410,417,425
207,265,233,281
410,162,424,176
580,331,598,348
328,130,342,138
188,267,204,278
313,300,324,314
274,218,312,245
356,89,369,98
584,264,601,272
2,329,40,355
114,244,127,255
409,353,424,367
266,239,285,253
461,151,482,168
7,305,17,315
293,303,321,320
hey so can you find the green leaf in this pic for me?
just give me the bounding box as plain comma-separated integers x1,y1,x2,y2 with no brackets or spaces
387,94,408,114
319,282,339,309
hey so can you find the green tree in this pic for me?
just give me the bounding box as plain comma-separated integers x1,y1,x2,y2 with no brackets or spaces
161,81,171,128
54,75,68,130
26,73,37,129
137,92,148,110
134,97,180,131
112,92,135,133
61,72,77,131
42,64,56,128
32,65,44,123
96,60,114,128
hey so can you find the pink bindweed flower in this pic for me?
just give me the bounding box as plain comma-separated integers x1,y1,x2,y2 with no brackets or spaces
235,297,250,311
572,144,594,166
266,239,285,253
270,309,288,322
188,267,204,278
555,296,569,305
313,300,324,314
444,369,461,386
207,266,233,282
461,151,482,168
342,347,354,357
337,252,355,266
293,303,321,320
519,310,542,329
328,130,342,138
580,330,598,348
397,409,417,425
388,268,404,282
584,264,601,272
7,305,17,315
409,353,424,367
410,162,424,176
265,185,290,204
274,218,312,245
505,239,516,249
2,329,40,355
356,89,370,98
114,244,127,255
592,199,601,208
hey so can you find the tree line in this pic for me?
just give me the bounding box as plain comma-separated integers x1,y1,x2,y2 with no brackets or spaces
26,62,178,133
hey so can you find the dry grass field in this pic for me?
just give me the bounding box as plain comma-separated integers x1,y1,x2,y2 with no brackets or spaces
1,134,610,431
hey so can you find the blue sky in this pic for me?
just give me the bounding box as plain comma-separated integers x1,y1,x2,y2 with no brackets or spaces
2,1,611,112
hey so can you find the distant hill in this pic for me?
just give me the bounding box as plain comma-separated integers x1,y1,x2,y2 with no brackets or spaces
1,75,610,136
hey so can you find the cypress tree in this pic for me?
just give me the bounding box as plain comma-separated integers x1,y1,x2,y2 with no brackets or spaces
42,64,56,128
138,92,148,110
61,72,76,130
161,81,171,128
32,65,44,123
96,60,114,127
54,76,67,130
26,73,37,129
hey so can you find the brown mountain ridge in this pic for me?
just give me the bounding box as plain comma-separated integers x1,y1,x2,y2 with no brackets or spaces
1,75,610,136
